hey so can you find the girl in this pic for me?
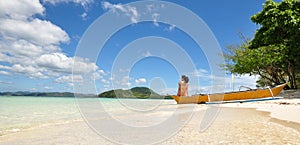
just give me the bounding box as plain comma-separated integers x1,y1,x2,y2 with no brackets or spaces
177,75,189,96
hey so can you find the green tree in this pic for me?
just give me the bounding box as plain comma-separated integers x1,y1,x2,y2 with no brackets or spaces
224,0,300,89
224,35,289,88
250,0,300,89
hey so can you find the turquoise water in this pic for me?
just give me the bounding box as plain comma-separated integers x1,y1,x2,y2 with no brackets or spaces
0,96,82,135
0,96,178,136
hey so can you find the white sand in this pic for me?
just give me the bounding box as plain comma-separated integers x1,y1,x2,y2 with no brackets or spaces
220,99,300,124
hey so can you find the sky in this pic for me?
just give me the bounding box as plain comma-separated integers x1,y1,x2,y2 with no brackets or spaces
0,0,272,95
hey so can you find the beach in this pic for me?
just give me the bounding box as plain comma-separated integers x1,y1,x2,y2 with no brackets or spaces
0,94,300,144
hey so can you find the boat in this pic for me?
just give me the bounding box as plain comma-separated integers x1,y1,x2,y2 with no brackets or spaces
172,83,287,104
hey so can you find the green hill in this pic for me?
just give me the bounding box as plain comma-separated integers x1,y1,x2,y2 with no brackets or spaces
98,87,167,99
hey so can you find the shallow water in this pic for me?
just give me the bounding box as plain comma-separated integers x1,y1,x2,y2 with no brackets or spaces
0,96,81,135
0,96,183,136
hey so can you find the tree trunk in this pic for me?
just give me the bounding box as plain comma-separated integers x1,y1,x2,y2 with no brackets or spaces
287,63,297,89
291,68,297,89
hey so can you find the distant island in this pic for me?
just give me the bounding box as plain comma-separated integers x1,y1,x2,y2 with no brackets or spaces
98,87,173,99
0,91,76,97
0,87,173,99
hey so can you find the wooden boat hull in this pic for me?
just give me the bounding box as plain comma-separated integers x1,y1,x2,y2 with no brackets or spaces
172,83,287,104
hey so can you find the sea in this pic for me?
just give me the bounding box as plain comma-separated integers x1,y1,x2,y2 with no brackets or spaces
0,96,185,137
0,96,82,135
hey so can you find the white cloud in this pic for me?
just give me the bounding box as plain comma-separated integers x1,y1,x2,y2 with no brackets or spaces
101,1,139,23
0,65,11,70
0,0,104,87
0,1,71,79
135,78,147,85
10,64,48,79
0,71,10,75
36,53,99,76
72,57,98,74
36,53,73,73
0,18,69,45
0,0,45,20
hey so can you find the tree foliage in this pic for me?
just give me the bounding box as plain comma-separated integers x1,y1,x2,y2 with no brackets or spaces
98,87,164,99
225,0,300,89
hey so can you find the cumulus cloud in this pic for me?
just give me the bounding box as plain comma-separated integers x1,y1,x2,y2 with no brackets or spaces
0,0,45,20
11,64,48,79
36,53,73,72
0,0,104,86
0,71,10,76
0,19,69,45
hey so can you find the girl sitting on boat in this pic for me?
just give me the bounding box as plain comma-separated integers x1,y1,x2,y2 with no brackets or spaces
177,75,189,96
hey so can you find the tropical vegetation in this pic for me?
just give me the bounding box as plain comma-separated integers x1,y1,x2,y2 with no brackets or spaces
224,0,300,89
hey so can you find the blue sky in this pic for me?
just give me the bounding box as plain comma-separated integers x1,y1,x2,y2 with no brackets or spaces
0,0,273,94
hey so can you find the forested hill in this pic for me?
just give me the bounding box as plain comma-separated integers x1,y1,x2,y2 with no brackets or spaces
98,87,171,99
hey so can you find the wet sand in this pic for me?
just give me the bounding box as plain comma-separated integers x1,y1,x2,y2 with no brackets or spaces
1,107,299,145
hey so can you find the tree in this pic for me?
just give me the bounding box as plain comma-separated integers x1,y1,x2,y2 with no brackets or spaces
249,0,300,89
224,0,300,89
224,34,289,88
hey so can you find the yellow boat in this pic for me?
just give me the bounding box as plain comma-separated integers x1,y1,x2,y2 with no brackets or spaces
172,83,287,104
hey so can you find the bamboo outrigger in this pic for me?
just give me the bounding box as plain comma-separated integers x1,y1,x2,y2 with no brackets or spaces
172,83,287,104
